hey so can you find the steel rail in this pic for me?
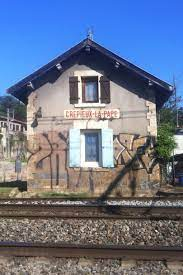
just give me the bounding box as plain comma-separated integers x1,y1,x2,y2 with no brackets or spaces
0,242,182,260
0,204,182,220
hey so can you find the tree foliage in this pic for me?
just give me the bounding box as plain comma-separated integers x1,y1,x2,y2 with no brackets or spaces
156,123,176,162
156,84,182,165
158,88,182,127
0,95,26,121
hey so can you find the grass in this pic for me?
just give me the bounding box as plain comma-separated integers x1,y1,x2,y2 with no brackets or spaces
0,188,91,199
38,191,90,199
0,187,14,198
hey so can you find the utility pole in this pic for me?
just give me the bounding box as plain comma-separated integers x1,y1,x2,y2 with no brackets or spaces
172,76,178,185
173,76,179,128
6,108,10,159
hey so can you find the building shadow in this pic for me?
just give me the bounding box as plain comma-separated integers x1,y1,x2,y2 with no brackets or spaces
96,139,151,202
0,181,27,192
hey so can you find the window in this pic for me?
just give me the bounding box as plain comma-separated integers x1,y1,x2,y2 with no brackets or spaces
69,128,114,168
16,125,19,131
69,74,110,106
81,130,101,167
82,77,98,103
85,132,99,162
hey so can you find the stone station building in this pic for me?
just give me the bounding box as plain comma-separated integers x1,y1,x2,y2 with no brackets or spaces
7,38,173,196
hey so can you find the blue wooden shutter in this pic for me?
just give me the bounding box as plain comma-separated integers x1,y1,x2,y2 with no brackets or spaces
101,128,114,168
69,129,80,167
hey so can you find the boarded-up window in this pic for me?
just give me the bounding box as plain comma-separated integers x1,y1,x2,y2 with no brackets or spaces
69,76,79,104
100,76,110,104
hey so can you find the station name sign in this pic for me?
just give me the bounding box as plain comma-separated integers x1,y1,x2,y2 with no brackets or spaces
64,109,120,120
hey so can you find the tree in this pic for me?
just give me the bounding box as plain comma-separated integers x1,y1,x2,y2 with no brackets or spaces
0,95,26,121
157,80,182,181
156,123,176,162
158,81,182,127
155,123,176,183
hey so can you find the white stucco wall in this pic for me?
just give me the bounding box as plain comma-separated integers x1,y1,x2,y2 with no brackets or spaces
174,134,183,155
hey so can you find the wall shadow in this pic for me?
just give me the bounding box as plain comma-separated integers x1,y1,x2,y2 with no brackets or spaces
96,140,151,202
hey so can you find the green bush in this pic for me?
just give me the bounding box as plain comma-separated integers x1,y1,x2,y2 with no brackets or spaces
156,123,176,162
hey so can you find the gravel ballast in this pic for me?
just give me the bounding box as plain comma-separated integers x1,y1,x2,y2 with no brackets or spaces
0,257,182,274
1,198,183,207
0,218,182,246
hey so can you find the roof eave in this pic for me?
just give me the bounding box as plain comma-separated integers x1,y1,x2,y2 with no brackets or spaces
7,38,173,105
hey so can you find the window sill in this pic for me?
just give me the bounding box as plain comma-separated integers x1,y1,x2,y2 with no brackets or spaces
73,167,113,172
81,162,100,168
74,103,106,108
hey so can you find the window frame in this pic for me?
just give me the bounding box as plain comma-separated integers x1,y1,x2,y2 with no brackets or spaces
80,129,102,168
82,76,99,103
16,125,19,131
73,70,106,108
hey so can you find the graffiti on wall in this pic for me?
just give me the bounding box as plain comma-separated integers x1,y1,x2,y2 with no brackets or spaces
27,130,69,189
26,130,159,195
113,133,157,173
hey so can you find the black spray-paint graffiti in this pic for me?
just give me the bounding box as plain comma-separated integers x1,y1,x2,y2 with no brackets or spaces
113,134,157,173
27,131,69,189
27,131,158,193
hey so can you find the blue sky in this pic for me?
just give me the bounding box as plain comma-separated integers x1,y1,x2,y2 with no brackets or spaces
0,0,183,103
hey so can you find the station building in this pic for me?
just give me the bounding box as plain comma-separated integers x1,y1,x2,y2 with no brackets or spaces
7,38,173,196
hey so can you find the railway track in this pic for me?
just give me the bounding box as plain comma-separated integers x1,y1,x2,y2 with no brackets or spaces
0,198,182,219
0,204,182,219
0,199,182,263
0,242,182,260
